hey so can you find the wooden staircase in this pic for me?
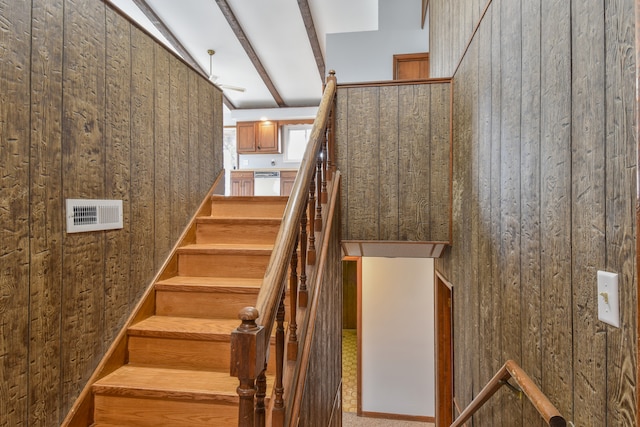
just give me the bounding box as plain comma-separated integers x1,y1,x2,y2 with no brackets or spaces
86,195,289,427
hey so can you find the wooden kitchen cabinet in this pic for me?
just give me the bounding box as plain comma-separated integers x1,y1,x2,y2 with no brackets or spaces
230,170,254,196
236,120,279,154
236,122,256,153
280,170,297,196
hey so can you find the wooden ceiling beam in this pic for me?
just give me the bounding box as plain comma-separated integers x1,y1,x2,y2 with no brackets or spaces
297,0,325,81
130,0,209,77
215,0,287,107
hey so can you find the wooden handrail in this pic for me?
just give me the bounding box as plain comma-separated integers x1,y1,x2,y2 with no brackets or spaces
231,71,337,427
451,360,566,427
254,72,335,337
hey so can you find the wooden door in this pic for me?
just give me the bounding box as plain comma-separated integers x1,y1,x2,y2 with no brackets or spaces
393,52,430,80
435,271,453,426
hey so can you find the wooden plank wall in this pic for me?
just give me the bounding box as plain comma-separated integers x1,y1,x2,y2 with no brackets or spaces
335,81,451,243
0,1,224,425
431,0,637,425
298,195,343,427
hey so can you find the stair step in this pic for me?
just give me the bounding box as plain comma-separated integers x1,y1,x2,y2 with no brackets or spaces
93,366,244,426
195,217,281,245
177,244,273,278
129,316,238,340
210,195,288,219
155,276,261,319
94,365,239,402
127,317,238,370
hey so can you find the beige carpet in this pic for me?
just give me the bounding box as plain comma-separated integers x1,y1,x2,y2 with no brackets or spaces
342,412,435,427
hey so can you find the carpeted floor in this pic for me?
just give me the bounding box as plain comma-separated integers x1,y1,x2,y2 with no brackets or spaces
342,330,434,427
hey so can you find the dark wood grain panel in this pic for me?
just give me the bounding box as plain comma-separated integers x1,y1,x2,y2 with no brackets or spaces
0,2,225,425
212,89,224,186
61,0,107,413
498,0,522,423
169,57,190,241
130,27,156,303
0,1,32,425
605,0,637,424
104,6,132,345
519,0,543,424
473,14,495,426
198,79,216,196
28,0,64,424
430,83,451,242
571,0,607,424
488,2,505,423
188,72,200,210
378,85,399,240
346,87,380,240
335,88,350,237
540,0,573,418
154,45,172,269
399,84,431,240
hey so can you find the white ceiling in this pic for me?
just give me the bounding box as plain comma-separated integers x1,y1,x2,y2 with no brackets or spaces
107,0,379,115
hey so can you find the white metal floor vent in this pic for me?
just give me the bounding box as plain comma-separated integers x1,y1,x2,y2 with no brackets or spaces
66,199,123,233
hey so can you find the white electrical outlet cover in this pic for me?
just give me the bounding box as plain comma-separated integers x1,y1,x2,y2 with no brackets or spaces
597,270,619,328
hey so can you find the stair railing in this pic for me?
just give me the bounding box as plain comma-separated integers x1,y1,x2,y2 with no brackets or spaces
230,71,337,427
451,359,567,427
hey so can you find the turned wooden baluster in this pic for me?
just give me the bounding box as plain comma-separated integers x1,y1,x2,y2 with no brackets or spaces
314,153,323,229
326,92,336,180
299,200,309,307
230,307,265,427
327,70,337,179
255,367,267,426
321,127,328,204
272,289,286,426
308,169,317,265
287,236,299,360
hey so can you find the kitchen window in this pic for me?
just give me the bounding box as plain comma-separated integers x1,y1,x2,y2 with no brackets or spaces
283,124,313,163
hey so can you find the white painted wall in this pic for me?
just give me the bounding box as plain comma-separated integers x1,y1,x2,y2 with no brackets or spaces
326,0,429,83
361,257,435,417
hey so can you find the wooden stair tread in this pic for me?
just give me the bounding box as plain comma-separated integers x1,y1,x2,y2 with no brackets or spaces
211,195,288,202
129,316,239,339
196,217,281,225
155,276,262,292
177,243,273,255
93,365,241,401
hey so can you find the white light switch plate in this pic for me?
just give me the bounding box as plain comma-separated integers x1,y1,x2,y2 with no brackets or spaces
597,270,619,328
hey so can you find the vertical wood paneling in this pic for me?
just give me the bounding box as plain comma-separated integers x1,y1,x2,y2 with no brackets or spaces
104,7,132,344
130,27,155,302
399,85,431,240
154,45,172,269
0,1,32,425
336,82,452,243
488,4,504,422
519,0,543,424
198,78,215,196
336,88,349,237
571,0,607,425
432,0,637,425
605,0,637,424
346,87,380,240
540,0,573,418
474,12,495,426
29,0,64,423
379,86,399,240
0,2,224,424
170,58,189,241
431,83,451,241
61,0,107,413
499,0,522,424
188,72,200,208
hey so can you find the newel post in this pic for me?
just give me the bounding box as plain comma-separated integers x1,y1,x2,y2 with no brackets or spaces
230,307,266,427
